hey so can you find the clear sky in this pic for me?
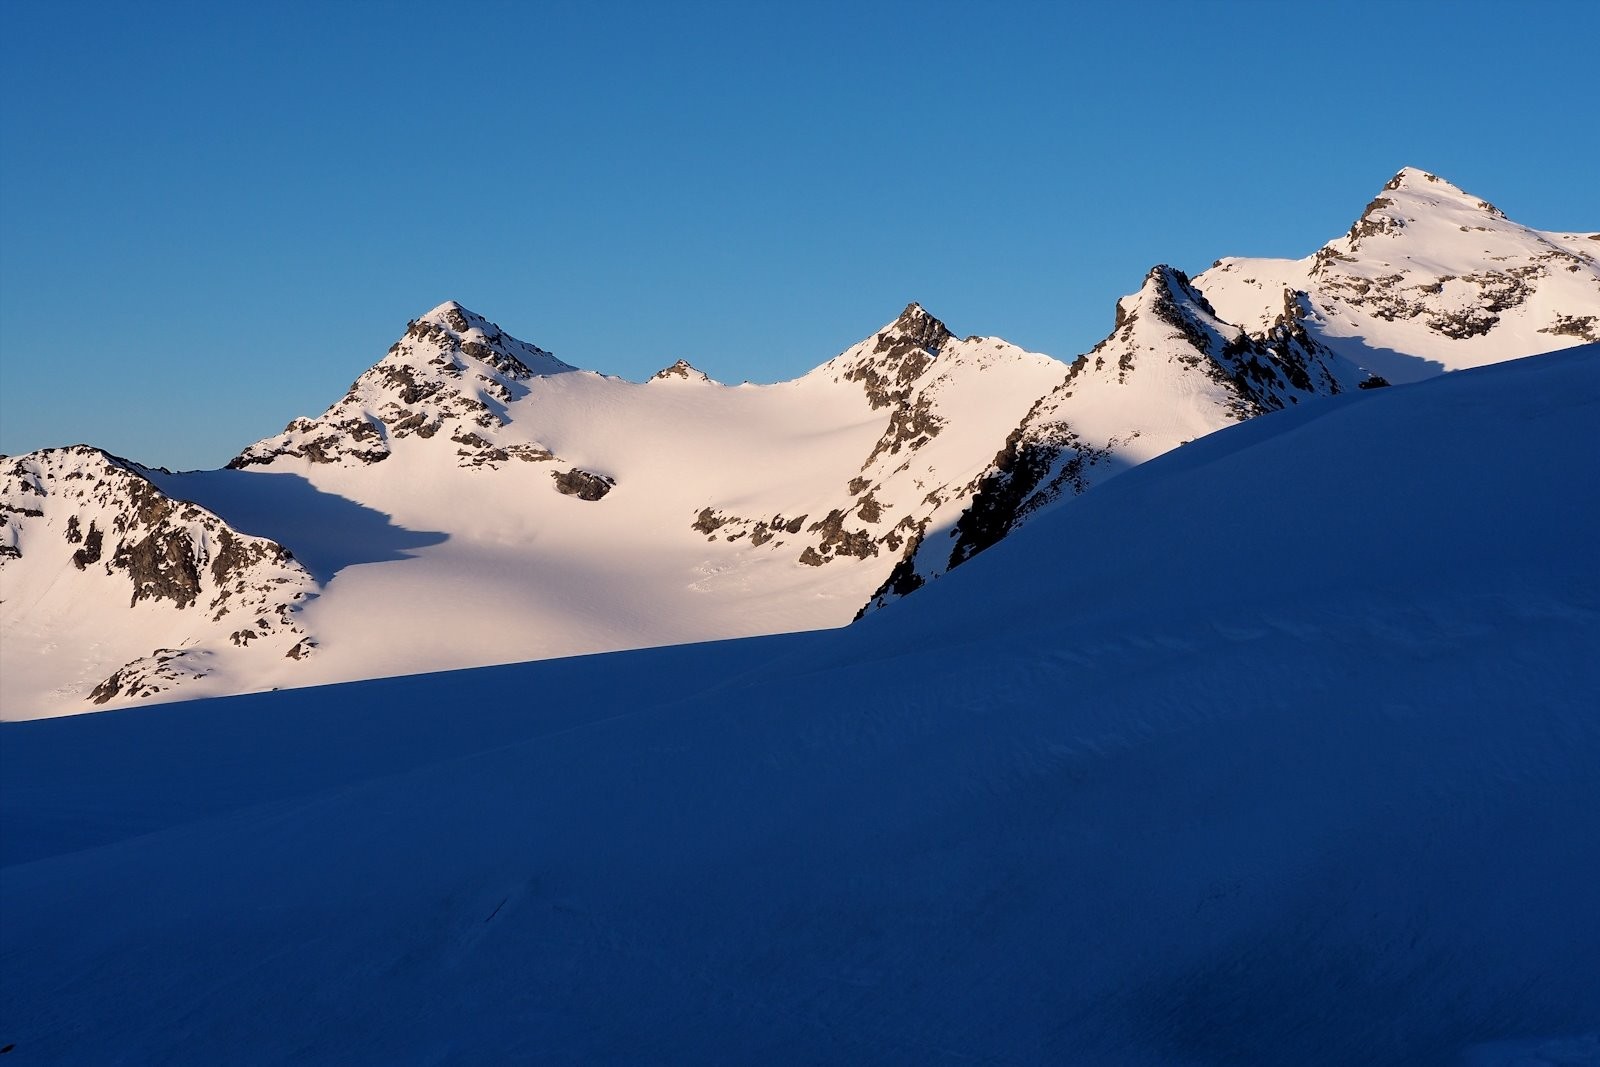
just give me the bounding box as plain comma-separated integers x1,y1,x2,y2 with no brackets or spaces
2,0,1596,470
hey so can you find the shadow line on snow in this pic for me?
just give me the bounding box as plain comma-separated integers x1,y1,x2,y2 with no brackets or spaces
152,468,447,583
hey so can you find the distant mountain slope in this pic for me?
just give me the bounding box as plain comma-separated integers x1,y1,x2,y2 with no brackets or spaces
3,168,1594,717
230,301,576,471
1197,167,1600,382
2,301,1068,717
862,266,1376,608
5,346,1595,1065
0,446,315,710
864,169,1598,607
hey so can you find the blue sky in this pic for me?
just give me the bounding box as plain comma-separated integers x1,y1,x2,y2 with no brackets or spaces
2,0,1596,470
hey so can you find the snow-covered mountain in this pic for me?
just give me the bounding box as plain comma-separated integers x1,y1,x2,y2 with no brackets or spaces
229,301,577,470
862,266,1378,608
1198,167,1600,382
3,301,1068,717
863,169,1599,602
2,167,1594,717
6,345,1596,1064
0,447,316,709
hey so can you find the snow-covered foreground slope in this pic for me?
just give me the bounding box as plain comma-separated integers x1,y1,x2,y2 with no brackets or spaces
5,346,1597,1065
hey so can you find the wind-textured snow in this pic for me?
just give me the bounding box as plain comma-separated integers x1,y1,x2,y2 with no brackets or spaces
4,345,1597,1065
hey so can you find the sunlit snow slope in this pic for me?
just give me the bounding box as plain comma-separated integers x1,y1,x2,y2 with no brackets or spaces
2,303,1067,717
3,168,1594,719
1198,167,1600,382
4,345,1597,1065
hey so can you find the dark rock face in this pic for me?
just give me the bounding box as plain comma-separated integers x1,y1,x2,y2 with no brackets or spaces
552,469,615,501
862,393,944,468
88,648,202,706
3,445,317,707
806,509,877,562
946,434,1066,571
939,403,1123,579
110,526,198,609
854,534,926,620
880,302,951,355
229,417,391,469
71,523,104,570
650,359,710,382
1348,196,1402,244
691,507,727,536
1540,314,1600,341
209,528,296,587
844,303,952,410
689,508,808,545
1310,264,1546,341
443,305,472,334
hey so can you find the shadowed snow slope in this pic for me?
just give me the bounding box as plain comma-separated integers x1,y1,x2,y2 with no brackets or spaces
4,345,1597,1064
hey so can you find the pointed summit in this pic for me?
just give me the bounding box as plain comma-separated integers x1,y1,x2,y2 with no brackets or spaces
399,301,572,379
417,299,480,334
1200,166,1600,380
231,303,571,470
1383,166,1460,193
649,359,714,384
1110,265,1223,337
879,302,952,355
1380,167,1484,207
1136,264,1200,300
822,302,957,409
1348,167,1507,245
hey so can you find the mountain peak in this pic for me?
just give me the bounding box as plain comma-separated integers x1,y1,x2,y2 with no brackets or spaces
650,359,713,384
1382,166,1471,198
1351,168,1503,240
876,302,952,355
417,300,492,336
1140,264,1192,295
1113,265,1212,329
398,301,572,378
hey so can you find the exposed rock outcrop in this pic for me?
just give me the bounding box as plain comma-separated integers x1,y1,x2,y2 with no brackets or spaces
230,301,572,471
552,469,615,501
1,445,317,708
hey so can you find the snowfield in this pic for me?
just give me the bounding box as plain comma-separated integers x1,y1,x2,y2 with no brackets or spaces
4,344,1597,1065
2,302,1070,717
2,169,1594,718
